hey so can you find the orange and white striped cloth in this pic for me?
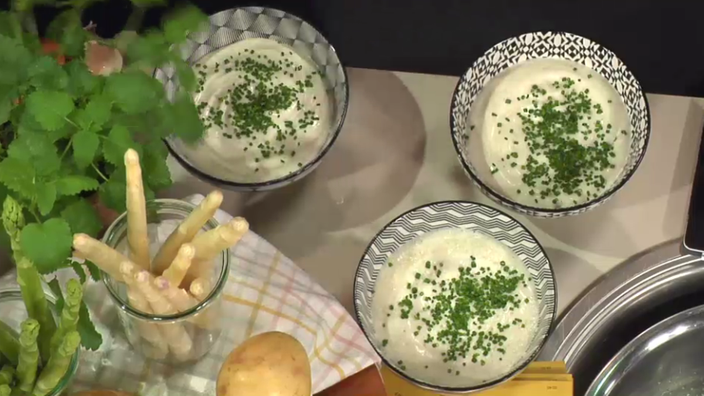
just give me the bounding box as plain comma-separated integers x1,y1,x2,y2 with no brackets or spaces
13,194,378,396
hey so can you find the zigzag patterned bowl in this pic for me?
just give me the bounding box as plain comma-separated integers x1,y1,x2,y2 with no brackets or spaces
354,201,556,392
158,7,348,191
450,31,650,217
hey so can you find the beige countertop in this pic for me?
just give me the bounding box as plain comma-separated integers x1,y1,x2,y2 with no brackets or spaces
164,68,704,316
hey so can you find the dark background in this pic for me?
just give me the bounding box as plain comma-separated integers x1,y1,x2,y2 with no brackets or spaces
33,0,704,96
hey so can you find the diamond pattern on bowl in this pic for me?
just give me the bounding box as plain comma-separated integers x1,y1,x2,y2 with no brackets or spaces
449,31,651,218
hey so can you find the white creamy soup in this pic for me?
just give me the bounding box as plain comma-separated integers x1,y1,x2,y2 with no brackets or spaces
371,228,539,387
468,58,631,208
178,38,332,183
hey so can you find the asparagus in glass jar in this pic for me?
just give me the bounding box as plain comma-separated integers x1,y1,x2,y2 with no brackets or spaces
74,149,248,362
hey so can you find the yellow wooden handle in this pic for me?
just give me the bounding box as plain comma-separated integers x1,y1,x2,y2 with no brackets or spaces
379,362,573,396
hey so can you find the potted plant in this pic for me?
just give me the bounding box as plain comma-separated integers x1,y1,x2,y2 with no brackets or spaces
0,0,206,393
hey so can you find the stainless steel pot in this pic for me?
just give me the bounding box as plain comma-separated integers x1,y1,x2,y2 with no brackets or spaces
539,240,704,395
587,303,704,396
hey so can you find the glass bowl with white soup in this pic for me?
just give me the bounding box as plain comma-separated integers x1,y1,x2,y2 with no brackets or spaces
354,201,556,393
450,31,650,217
158,7,349,191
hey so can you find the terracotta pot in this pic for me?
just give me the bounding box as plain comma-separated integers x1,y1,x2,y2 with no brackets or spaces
89,194,120,234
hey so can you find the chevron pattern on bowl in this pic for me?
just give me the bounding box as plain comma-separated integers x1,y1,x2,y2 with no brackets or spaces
353,201,556,392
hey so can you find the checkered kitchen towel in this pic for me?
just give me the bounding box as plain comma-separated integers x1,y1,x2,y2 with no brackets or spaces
1,194,378,395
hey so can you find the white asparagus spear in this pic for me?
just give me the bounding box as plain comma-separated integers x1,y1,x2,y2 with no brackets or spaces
155,276,215,330
188,277,219,330
124,149,150,271
189,277,213,301
185,217,248,284
132,269,193,360
154,276,197,312
161,243,194,288
73,233,129,281
192,217,248,263
151,190,223,275
119,261,169,358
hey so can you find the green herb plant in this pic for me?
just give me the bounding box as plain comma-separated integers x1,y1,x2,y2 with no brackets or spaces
0,0,206,393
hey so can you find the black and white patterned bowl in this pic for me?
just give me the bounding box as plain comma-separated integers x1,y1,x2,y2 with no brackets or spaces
450,32,651,217
353,201,557,393
158,7,348,192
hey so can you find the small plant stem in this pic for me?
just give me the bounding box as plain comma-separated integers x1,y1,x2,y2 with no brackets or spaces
91,163,109,182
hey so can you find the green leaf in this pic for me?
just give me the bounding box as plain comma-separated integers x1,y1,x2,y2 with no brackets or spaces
173,57,196,92
36,183,57,215
0,157,36,200
0,35,32,86
66,61,100,97
20,218,73,274
47,278,65,313
142,141,172,190
0,185,11,257
12,0,56,12
163,6,207,44
27,56,68,90
124,32,169,68
102,124,137,166
72,130,100,169
46,10,87,57
105,71,162,114
55,175,99,196
167,91,204,143
98,173,126,213
18,111,73,143
75,94,112,130
25,90,75,131
84,261,101,282
129,0,165,6
78,300,102,350
7,132,61,177
61,199,101,237
0,12,21,39
0,97,11,125
70,262,87,283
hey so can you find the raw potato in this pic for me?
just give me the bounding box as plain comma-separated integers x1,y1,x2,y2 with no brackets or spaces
217,332,311,396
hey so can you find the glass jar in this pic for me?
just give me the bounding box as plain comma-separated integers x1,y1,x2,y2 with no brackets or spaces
102,199,230,363
0,287,79,396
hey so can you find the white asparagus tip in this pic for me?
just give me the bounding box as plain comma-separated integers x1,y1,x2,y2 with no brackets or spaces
72,233,90,249
227,217,249,233
205,190,224,206
119,261,137,279
155,276,169,290
190,282,203,297
179,243,196,259
124,148,140,165
136,271,151,283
